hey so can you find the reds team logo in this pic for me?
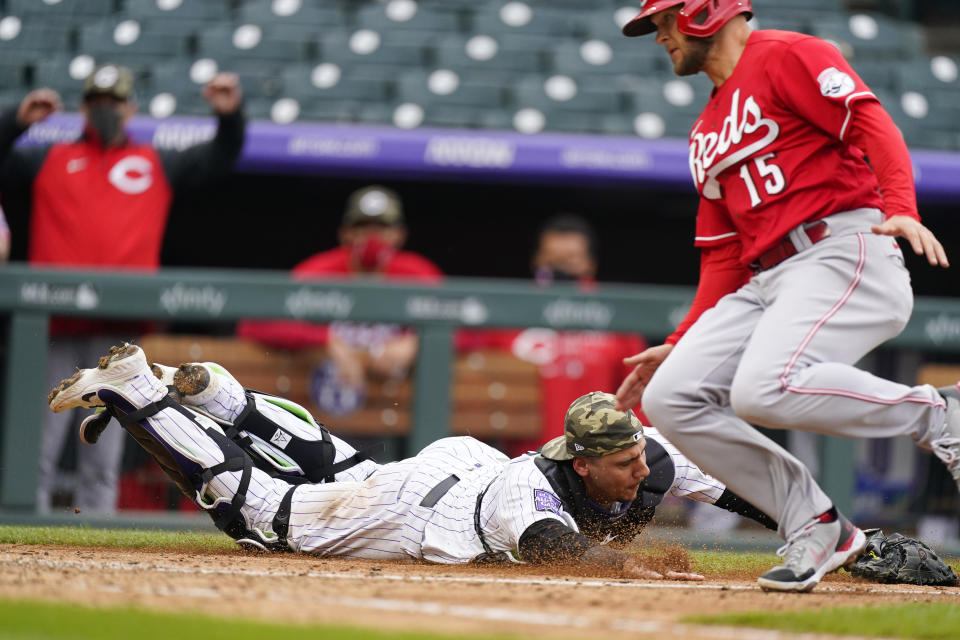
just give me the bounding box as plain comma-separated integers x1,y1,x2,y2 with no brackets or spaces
108,155,154,194
689,88,781,201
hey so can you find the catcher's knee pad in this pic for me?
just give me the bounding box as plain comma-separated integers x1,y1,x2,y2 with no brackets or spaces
109,396,283,547
206,390,371,484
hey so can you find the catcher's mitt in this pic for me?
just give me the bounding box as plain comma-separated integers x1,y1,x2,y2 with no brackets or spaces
848,528,958,587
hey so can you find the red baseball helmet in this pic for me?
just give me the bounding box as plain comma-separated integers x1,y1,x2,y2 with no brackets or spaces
622,0,753,38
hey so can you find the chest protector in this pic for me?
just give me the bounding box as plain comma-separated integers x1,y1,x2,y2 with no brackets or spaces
534,438,675,548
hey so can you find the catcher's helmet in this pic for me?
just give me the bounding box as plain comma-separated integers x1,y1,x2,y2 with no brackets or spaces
622,0,753,38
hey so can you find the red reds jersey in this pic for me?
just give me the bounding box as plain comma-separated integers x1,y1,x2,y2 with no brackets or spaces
690,30,885,266
30,140,172,268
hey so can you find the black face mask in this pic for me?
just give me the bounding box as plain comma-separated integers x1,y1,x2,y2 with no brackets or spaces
534,265,582,285
86,104,125,146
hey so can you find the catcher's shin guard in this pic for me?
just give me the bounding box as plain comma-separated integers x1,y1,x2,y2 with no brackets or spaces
107,394,283,547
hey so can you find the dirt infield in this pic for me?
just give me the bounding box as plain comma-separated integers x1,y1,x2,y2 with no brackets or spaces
1,543,957,639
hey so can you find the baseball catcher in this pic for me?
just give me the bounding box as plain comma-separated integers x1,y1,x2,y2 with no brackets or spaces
49,343,783,579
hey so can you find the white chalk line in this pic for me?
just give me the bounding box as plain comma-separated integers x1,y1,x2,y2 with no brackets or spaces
75,576,903,640
4,555,957,598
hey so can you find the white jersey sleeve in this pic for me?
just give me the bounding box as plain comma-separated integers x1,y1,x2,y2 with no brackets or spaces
644,427,726,504
480,454,579,554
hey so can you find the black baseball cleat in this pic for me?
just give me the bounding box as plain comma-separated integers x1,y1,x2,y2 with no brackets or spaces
757,508,866,593
78,409,112,445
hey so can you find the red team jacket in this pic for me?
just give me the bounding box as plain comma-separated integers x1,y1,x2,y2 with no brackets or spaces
0,109,246,335
30,141,171,268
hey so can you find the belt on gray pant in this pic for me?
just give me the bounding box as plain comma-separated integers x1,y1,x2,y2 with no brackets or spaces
420,473,460,507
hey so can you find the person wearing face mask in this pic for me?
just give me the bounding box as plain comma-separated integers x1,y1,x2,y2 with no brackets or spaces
0,63,245,515
457,215,648,457
237,185,442,417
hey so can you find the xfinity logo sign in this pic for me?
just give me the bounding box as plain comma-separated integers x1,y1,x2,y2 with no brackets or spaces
159,284,227,316
285,288,354,319
925,313,960,346
542,299,613,329
20,282,99,310
406,296,489,325
424,137,516,169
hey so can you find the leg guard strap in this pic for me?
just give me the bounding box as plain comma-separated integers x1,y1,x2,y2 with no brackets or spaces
114,394,179,427
272,484,298,549
200,427,253,532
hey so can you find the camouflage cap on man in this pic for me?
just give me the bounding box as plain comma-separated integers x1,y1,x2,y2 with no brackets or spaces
342,185,405,227
83,64,135,101
539,391,645,461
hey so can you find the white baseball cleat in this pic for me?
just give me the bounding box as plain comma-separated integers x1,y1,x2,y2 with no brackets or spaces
757,508,866,593
48,343,166,413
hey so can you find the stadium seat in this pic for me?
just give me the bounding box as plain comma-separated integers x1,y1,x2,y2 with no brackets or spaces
237,1,346,30
0,61,26,94
279,63,393,103
850,60,898,94
0,18,74,64
6,0,115,24
32,55,102,106
355,1,462,34
395,69,506,109
196,23,316,69
148,57,212,95
433,34,546,75
549,38,657,77
469,2,582,38
123,0,234,28
811,13,925,61
582,6,637,40
142,89,208,118
873,87,960,151
751,0,846,12
318,29,430,70
78,18,192,69
512,74,624,117
892,56,960,92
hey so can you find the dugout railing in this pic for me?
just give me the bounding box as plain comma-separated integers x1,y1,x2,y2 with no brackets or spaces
2,264,960,521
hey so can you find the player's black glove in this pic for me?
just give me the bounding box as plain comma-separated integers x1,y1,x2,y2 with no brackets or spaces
848,528,958,587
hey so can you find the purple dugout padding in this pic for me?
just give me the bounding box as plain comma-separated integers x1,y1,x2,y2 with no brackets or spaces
18,113,960,199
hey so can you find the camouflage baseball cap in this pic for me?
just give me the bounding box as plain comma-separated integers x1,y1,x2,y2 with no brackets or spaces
540,391,645,461
83,64,135,101
342,186,405,227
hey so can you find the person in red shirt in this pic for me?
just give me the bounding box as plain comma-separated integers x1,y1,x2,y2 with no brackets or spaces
613,0,957,592
237,185,442,416
458,214,646,458
0,63,245,514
